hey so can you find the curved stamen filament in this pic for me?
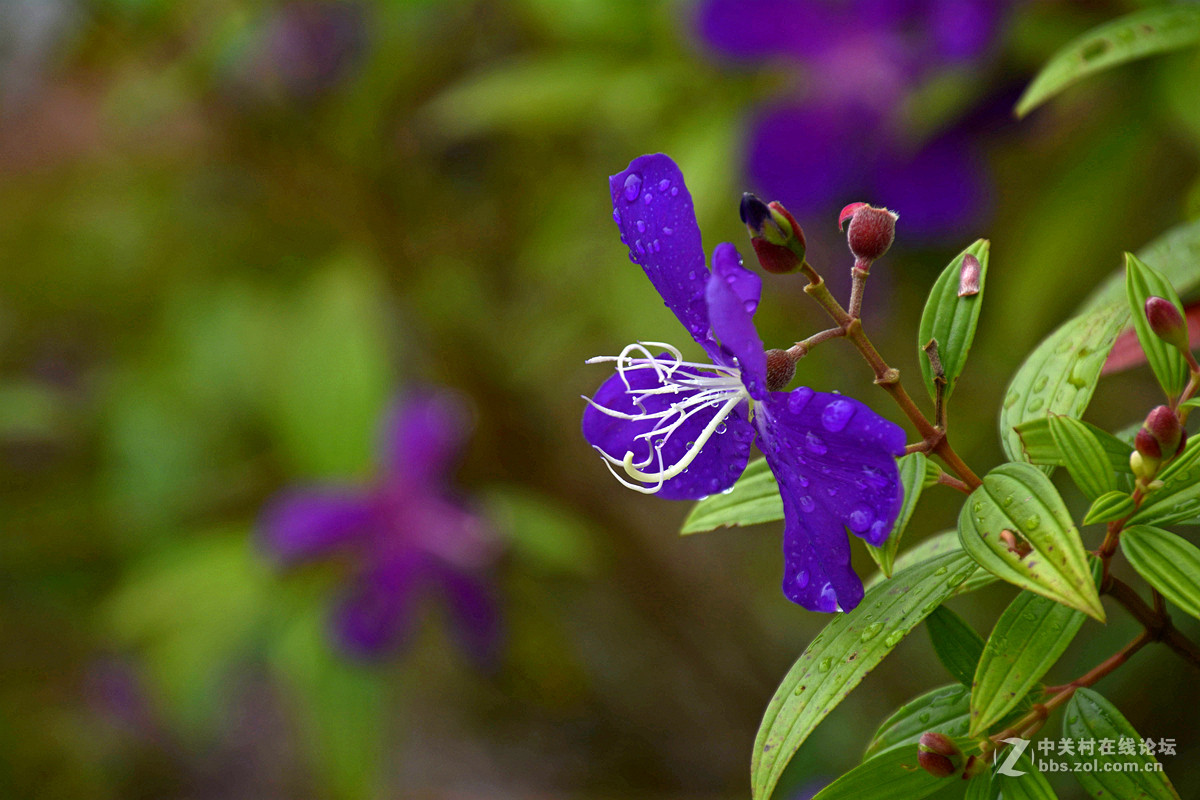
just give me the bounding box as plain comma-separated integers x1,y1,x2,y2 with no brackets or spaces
619,393,744,484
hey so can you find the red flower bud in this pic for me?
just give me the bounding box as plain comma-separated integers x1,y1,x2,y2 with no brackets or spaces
1145,296,1190,353
1144,405,1183,459
958,254,981,297
839,202,897,263
918,733,963,778
741,194,805,273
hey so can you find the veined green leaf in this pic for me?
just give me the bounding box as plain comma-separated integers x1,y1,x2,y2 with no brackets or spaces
1121,525,1200,622
999,305,1127,467
918,239,990,404
867,453,928,577
1062,688,1181,800
1048,415,1117,500
752,551,977,800
1130,438,1200,526
865,684,971,760
1181,397,1200,410
1083,490,1135,525
1016,5,1200,117
681,458,781,534
964,754,1058,799
866,530,997,597
957,463,1104,621
813,739,971,800
926,606,984,687
970,591,1086,736
1014,416,1132,473
1126,253,1190,399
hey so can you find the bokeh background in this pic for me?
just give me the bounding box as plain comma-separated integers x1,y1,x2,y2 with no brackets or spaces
4,0,1200,798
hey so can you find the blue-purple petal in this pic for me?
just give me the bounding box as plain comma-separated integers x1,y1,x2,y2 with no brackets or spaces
926,0,1001,62
583,358,754,500
755,388,905,611
380,390,473,485
431,563,503,667
705,243,767,399
259,487,376,564
332,555,423,658
870,131,988,239
609,154,714,349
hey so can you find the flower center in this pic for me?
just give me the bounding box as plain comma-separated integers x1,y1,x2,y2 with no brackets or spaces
585,341,751,493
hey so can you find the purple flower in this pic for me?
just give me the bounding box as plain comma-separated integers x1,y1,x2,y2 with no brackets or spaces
583,154,905,612
694,0,1006,240
260,391,501,661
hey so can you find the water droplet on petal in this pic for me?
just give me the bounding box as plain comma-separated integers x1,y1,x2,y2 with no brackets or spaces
658,178,671,192
635,219,646,233
795,570,809,589
612,210,620,223
662,226,673,235
799,495,815,513
805,431,827,455
622,173,642,202
643,192,653,205
670,187,679,196
788,387,814,414
847,503,874,533
820,398,855,432
796,473,809,487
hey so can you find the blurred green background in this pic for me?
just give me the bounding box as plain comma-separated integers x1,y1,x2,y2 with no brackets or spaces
3,1,1200,798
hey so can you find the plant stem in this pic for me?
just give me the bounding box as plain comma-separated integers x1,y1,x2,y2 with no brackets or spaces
1103,576,1200,668
802,276,982,489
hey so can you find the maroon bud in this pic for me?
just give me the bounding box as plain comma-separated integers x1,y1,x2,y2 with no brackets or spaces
839,202,897,263
1135,428,1161,461
958,254,981,297
765,349,796,391
750,238,802,275
742,194,805,273
1144,405,1183,458
1145,296,1190,353
918,733,963,778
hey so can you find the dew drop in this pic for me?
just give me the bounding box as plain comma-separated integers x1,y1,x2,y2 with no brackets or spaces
715,422,727,435
635,219,646,233
1023,515,1041,531
805,431,828,455
799,495,816,513
643,192,653,205
796,473,809,487
622,173,642,202
1004,391,1019,409
1027,397,1044,412
817,657,833,672
918,712,932,724
847,503,874,533
795,569,810,589
934,566,948,575
612,210,620,223
687,270,696,279
884,631,905,647
788,387,814,414
1033,375,1049,392
670,187,679,196
662,226,673,235
658,178,671,192
820,398,855,432
860,622,883,642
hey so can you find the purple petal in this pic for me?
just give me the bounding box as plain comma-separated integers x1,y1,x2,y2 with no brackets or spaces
431,563,503,667
694,0,813,61
870,132,989,240
583,357,754,500
380,390,473,485
259,487,376,564
331,555,423,658
609,154,714,349
755,388,905,611
705,243,767,399
746,102,882,219
926,0,1001,62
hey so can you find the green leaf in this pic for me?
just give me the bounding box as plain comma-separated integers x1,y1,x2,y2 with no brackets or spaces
865,684,971,760
969,591,1086,736
1047,415,1118,500
926,606,985,686
1062,688,1181,800
1014,416,1132,473
1083,490,1135,525
1130,438,1200,526
1181,398,1200,410
964,754,1058,799
1081,217,1200,311
866,531,998,597
681,458,781,534
1125,253,1190,399
999,305,1127,466
867,453,928,577
957,463,1105,621
752,551,978,800
1016,5,1200,117
918,239,990,404
1121,525,1200,621
813,740,970,800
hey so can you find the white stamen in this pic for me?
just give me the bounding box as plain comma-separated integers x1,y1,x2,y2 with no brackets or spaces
584,342,751,494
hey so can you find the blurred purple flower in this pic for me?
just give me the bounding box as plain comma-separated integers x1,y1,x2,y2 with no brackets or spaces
260,391,502,662
694,0,1008,239
583,154,905,612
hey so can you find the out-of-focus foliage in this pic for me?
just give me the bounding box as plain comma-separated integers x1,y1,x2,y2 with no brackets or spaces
1,1,1199,798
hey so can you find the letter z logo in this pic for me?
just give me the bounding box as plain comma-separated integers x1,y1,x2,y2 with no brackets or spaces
997,737,1031,777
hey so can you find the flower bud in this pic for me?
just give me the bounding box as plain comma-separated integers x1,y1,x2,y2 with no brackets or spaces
958,254,981,297
765,349,796,392
999,529,1031,559
1145,296,1190,353
918,733,963,778
839,202,897,263
740,193,806,274
962,754,989,780
1130,451,1156,481
1143,405,1184,459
